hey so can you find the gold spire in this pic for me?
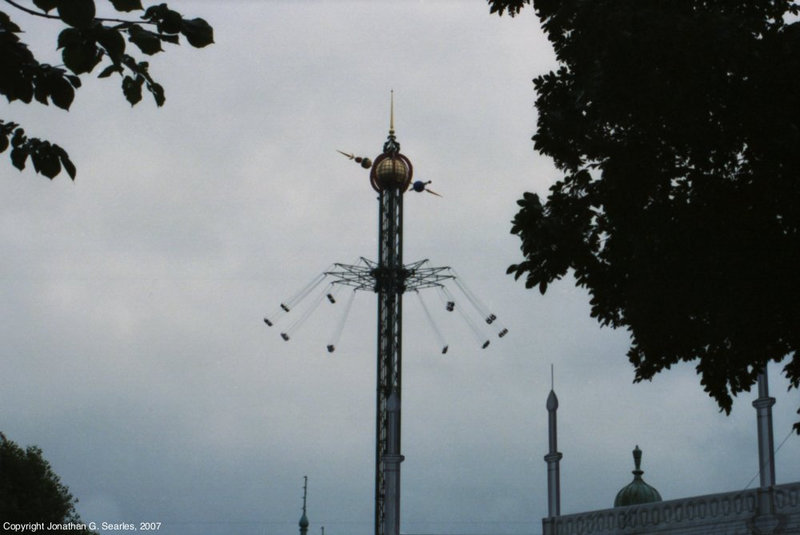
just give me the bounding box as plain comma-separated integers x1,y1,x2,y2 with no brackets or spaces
383,90,400,155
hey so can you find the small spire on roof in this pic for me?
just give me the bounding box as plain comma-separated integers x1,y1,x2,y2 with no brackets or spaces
299,476,309,534
613,446,662,507
544,365,562,518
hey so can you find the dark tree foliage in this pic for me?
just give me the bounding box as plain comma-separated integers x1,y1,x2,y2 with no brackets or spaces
0,433,96,532
491,0,800,430
487,0,530,17
0,0,213,180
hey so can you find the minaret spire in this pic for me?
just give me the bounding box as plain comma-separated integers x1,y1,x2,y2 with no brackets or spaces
752,367,782,535
753,365,776,488
299,476,309,535
545,366,563,518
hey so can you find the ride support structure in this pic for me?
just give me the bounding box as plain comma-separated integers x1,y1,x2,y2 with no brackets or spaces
264,94,508,535
371,122,411,535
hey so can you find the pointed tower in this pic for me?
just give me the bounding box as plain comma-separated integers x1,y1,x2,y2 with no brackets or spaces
753,366,776,489
299,476,309,535
544,370,563,518
752,366,780,531
317,93,495,535
613,446,662,507
369,91,412,535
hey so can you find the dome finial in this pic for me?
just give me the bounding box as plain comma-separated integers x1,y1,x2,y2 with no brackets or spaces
633,445,643,473
613,446,662,507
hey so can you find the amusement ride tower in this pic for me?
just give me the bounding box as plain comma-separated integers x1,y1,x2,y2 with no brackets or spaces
368,101,412,535
265,94,507,535
328,95,443,535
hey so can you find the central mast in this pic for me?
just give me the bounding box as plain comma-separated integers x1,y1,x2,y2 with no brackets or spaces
268,93,506,535
263,88,510,535
371,91,413,535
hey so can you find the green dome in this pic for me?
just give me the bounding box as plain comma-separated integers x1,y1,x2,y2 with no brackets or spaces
614,446,662,507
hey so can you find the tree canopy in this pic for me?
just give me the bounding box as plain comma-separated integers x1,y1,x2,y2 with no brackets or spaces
491,0,800,430
0,0,213,180
0,433,96,532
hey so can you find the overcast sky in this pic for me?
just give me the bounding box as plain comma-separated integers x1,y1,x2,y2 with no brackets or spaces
2,2,799,535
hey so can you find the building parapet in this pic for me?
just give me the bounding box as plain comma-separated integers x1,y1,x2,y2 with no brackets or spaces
543,481,800,535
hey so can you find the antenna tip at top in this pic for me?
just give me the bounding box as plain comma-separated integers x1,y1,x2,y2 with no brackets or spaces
389,90,395,133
